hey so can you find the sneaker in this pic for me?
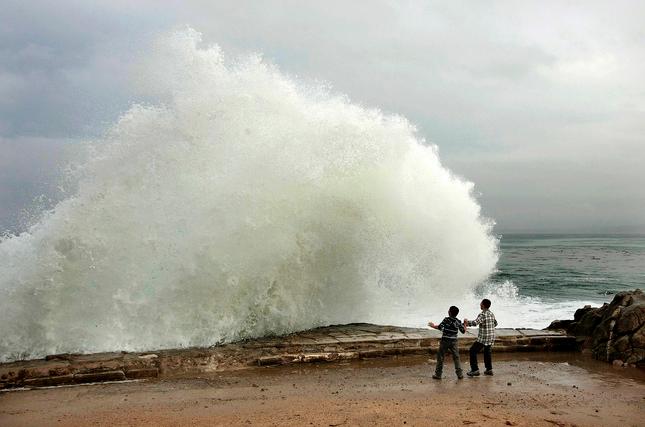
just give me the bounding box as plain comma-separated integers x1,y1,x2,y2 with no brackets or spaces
466,370,480,377
457,374,464,379
432,374,442,380
484,370,494,376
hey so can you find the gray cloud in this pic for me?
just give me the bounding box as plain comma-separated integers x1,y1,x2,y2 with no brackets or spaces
0,136,72,232
1,0,644,233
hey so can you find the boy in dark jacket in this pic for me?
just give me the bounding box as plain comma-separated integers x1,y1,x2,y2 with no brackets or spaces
428,305,466,379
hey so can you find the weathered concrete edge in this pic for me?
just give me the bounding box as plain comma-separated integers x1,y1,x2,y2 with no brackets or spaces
0,325,575,390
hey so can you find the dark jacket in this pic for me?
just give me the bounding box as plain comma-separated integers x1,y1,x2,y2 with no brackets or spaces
437,316,465,339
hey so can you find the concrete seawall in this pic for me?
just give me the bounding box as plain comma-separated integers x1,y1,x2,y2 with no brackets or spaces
0,323,575,389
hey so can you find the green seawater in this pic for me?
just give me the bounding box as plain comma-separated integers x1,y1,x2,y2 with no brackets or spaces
493,234,645,303
404,234,645,329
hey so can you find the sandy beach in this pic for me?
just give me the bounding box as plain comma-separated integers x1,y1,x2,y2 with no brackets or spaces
1,352,643,427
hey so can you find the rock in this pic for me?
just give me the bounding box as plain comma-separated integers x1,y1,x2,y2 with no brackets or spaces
632,324,645,348
574,305,595,321
124,368,159,379
74,370,126,384
545,319,574,330
24,374,75,387
615,304,645,335
548,289,645,366
257,355,284,366
610,335,631,354
572,304,608,337
625,349,645,365
45,354,72,361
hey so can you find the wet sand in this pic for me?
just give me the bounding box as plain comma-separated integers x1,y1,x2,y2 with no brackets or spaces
1,352,643,426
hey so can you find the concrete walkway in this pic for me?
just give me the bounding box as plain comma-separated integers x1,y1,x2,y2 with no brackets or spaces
0,323,574,389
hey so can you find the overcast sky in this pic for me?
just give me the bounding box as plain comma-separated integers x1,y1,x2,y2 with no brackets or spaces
1,0,644,234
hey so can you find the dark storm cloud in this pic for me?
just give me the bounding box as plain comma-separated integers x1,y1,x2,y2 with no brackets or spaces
1,0,644,233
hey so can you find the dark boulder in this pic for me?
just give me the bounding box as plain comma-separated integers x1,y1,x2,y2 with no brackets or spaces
546,289,645,366
615,304,645,335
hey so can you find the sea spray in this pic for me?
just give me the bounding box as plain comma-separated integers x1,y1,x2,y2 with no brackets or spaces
0,29,498,362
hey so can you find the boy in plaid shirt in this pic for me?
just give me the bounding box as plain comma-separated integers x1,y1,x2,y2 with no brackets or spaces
464,298,498,376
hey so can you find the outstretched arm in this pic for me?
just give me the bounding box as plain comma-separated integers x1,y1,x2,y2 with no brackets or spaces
467,313,485,327
430,318,449,330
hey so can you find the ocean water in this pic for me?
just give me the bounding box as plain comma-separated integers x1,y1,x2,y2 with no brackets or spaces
495,234,645,301
486,234,645,328
399,234,645,330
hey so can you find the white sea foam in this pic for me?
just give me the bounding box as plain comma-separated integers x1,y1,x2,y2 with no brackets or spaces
398,280,600,330
0,29,498,362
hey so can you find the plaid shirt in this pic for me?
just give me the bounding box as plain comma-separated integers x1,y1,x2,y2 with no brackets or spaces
466,309,498,345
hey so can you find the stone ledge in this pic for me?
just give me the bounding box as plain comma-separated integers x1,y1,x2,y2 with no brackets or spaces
74,370,127,384
0,323,575,390
125,368,159,379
